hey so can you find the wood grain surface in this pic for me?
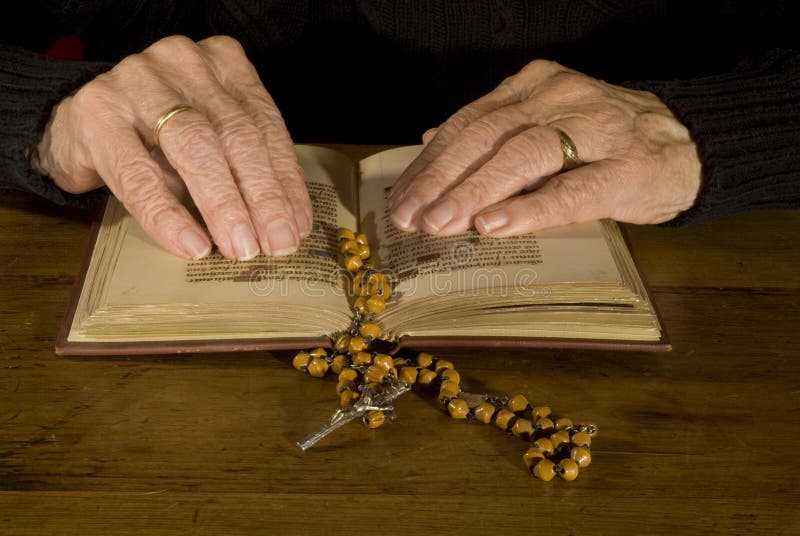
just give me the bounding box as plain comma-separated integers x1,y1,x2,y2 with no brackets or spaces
1,145,799,535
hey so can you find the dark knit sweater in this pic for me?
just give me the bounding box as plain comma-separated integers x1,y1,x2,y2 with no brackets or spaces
1,1,798,225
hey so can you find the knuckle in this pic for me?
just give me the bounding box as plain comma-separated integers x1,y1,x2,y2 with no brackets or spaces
200,35,245,55
113,153,162,199
111,53,154,79
219,113,262,147
522,59,562,78
147,35,197,57
71,79,114,113
501,130,550,175
247,187,292,214
171,121,218,156
549,176,597,213
462,117,502,144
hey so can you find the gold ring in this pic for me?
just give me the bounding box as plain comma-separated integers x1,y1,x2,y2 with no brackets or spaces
553,127,581,172
152,104,193,148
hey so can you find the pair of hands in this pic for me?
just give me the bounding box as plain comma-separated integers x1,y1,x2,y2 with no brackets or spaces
32,35,702,260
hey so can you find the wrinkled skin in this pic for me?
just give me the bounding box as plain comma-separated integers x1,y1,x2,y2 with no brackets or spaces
388,59,703,237
32,35,311,260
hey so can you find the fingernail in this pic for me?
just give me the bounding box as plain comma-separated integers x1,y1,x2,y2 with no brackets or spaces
300,210,313,238
180,228,212,260
475,210,509,234
422,199,456,233
391,197,420,231
231,222,260,260
267,219,298,257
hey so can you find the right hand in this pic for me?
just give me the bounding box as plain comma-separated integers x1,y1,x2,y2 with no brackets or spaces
31,35,312,260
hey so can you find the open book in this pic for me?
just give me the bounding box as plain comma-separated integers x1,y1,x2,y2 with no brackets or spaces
57,145,669,356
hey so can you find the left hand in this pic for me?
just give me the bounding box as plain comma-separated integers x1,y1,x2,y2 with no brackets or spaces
387,59,703,236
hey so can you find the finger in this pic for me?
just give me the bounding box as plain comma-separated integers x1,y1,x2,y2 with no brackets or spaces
416,125,563,235
162,43,300,257
92,123,212,259
198,36,312,242
150,147,189,202
387,81,519,210
146,101,263,260
421,128,438,145
388,59,565,211
391,106,530,232
473,161,617,236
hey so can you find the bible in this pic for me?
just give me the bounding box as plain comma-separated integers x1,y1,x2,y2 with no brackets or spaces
57,145,669,356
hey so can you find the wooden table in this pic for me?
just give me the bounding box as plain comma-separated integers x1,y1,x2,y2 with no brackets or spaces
1,146,799,535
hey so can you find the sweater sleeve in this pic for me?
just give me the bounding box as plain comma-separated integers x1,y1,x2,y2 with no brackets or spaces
625,48,800,226
0,44,113,207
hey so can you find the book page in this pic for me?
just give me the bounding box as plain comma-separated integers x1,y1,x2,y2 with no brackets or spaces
70,145,357,342
358,146,625,305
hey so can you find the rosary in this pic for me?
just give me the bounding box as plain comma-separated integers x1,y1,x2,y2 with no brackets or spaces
292,228,597,481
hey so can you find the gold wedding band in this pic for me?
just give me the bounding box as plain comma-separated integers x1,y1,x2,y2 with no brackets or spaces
152,104,193,148
553,127,581,172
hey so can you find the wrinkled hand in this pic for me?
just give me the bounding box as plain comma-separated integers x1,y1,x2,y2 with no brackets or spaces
32,35,311,260
388,60,702,236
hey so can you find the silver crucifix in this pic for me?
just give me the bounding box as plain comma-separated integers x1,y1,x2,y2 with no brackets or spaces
297,380,411,451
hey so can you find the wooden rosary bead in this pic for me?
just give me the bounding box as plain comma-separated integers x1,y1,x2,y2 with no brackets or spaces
549,430,571,450
511,418,534,439
366,296,386,314
338,368,359,383
355,232,368,246
439,369,460,384
507,394,529,413
532,406,552,420
416,353,434,369
555,417,574,431
353,296,368,315
352,351,373,367
417,368,438,389
570,446,592,468
523,447,545,470
364,364,388,384
535,417,555,434
340,389,359,407
532,438,555,457
347,336,367,354
330,354,350,374
359,322,381,340
336,379,356,394
397,366,418,385
393,357,409,368
334,334,350,353
473,402,496,424
292,351,311,371
337,228,355,242
447,399,470,419
373,353,394,371
557,458,580,481
309,347,328,358
571,431,592,448
439,380,460,396
438,384,460,403
494,409,517,431
307,357,329,378
370,282,392,301
356,244,371,260
344,255,363,272
434,360,454,373
339,239,358,255
533,459,557,482
364,410,385,428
